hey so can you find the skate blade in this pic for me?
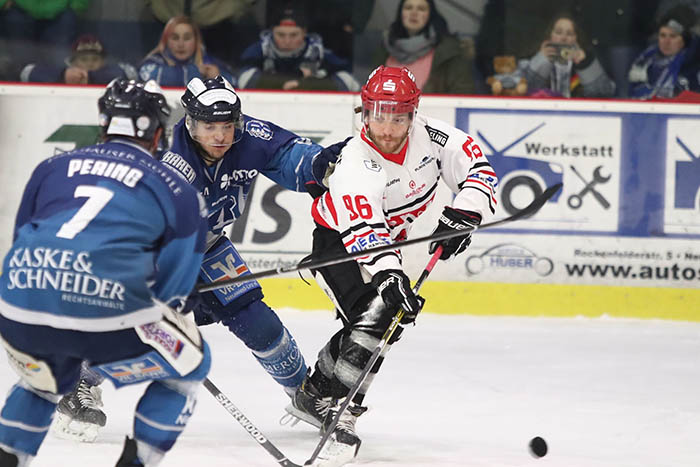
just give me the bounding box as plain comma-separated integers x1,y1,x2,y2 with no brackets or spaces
280,404,322,429
307,440,358,467
51,412,100,443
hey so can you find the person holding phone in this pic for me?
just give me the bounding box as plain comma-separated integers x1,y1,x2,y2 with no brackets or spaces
523,12,615,98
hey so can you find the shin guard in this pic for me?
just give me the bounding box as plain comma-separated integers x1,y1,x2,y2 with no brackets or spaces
0,383,57,458
252,327,306,395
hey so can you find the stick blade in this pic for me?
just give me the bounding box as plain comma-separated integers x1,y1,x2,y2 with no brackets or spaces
511,182,562,221
483,182,562,228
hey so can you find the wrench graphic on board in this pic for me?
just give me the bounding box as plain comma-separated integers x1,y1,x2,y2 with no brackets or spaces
567,165,611,209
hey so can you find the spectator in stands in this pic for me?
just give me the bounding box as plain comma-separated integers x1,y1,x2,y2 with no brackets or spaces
371,0,474,94
265,0,376,70
237,5,359,91
139,15,234,87
146,0,260,68
628,5,700,99
522,12,616,98
19,34,137,84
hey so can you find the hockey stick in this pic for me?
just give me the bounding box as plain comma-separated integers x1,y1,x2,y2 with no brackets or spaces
203,378,302,467
305,247,443,466
197,183,562,293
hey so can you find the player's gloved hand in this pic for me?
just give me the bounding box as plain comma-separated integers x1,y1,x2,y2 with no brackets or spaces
428,207,481,260
310,137,351,190
371,269,425,324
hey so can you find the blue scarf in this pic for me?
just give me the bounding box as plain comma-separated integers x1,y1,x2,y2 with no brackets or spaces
629,43,691,99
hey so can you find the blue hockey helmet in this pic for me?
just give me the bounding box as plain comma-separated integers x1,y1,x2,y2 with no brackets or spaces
181,76,244,147
181,76,242,123
98,79,171,143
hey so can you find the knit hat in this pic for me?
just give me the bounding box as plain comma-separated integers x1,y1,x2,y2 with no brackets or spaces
659,5,696,45
270,6,308,29
71,34,105,57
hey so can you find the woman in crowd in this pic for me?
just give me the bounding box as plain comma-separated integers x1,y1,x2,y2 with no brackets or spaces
372,0,474,94
628,5,700,99
523,12,616,98
139,15,234,87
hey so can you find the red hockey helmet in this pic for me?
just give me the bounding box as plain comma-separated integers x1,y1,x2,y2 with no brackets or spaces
360,66,421,122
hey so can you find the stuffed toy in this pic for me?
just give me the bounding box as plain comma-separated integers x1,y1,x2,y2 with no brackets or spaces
486,55,528,96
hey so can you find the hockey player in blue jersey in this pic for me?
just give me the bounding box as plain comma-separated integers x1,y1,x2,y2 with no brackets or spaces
0,79,211,467
159,75,345,397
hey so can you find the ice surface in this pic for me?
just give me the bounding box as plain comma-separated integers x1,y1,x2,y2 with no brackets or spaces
1,310,699,467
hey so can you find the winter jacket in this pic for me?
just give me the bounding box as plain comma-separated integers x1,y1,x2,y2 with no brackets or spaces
0,0,89,20
373,35,474,95
20,59,137,84
628,36,700,99
146,0,256,26
237,31,360,91
523,49,616,98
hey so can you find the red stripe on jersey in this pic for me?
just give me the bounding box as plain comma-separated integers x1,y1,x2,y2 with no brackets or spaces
324,191,338,225
466,178,498,204
478,170,497,177
360,129,409,165
311,197,332,229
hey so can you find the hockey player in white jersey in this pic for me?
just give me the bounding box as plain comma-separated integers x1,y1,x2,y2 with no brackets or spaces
284,65,498,465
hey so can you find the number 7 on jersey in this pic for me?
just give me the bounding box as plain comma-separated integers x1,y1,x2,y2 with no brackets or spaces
56,185,114,239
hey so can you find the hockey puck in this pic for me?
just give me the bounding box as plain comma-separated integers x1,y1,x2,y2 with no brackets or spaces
529,436,548,458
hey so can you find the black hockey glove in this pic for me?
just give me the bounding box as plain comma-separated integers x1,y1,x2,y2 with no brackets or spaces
428,207,482,260
309,137,351,190
371,269,425,324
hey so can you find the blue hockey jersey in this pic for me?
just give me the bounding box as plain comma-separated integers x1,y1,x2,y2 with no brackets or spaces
161,115,322,237
0,139,208,332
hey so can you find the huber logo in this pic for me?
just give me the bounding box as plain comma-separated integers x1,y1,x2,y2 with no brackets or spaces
466,243,554,276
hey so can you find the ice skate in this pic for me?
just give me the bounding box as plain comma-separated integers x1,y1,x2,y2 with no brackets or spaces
282,373,334,429
52,378,106,443
310,404,367,467
115,437,144,467
0,447,19,467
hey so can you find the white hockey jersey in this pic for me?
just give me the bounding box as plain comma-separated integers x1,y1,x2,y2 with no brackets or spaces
311,112,498,277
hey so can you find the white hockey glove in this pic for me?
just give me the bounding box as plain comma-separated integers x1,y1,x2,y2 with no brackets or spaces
428,207,481,260
371,269,425,324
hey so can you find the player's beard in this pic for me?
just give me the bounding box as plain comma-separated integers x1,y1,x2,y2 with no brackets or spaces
369,130,408,154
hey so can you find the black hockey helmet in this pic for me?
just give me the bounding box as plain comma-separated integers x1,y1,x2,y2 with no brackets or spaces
98,78,171,142
181,75,242,123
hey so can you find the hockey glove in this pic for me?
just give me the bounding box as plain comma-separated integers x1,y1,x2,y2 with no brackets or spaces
310,137,351,190
428,207,482,260
371,269,425,324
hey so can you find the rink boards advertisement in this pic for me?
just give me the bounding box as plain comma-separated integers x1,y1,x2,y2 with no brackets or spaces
0,85,698,320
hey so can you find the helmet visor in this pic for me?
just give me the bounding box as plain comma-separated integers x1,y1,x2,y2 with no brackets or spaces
187,115,244,148
363,100,416,119
363,100,415,132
